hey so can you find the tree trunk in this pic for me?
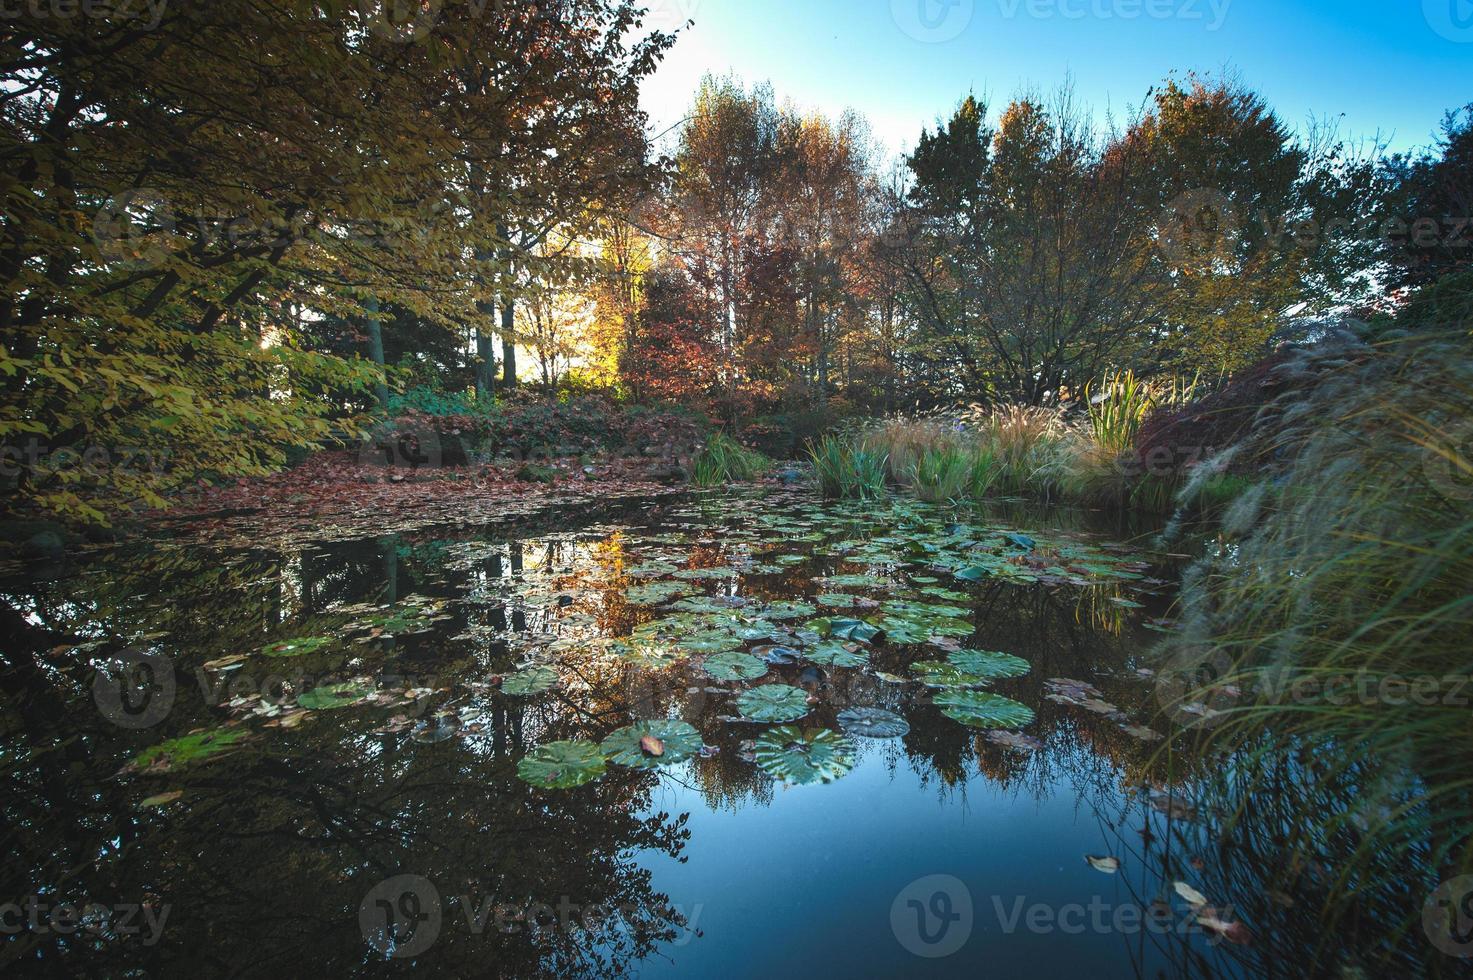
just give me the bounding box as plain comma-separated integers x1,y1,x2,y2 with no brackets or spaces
364,295,389,412
475,299,497,401
500,296,517,388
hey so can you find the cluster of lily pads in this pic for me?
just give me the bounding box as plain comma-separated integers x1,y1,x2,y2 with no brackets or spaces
128,494,1161,797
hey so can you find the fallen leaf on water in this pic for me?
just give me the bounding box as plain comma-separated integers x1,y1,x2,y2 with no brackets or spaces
1174,881,1209,907
140,791,184,807
1086,855,1120,874
639,735,666,757
1194,906,1252,945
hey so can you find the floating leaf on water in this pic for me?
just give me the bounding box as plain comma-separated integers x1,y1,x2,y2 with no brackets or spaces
600,720,703,769
130,727,247,772
1120,724,1164,742
837,707,910,738
612,642,687,670
934,690,1035,729
203,654,248,671
948,649,1031,680
734,684,811,723
673,567,738,581
261,635,333,658
752,727,856,785
139,790,184,807
297,682,374,710
815,593,860,608
911,660,994,688
1174,882,1209,907
1086,855,1121,874
627,561,679,578
624,582,692,606
1194,908,1252,945
516,740,606,789
751,644,800,666
702,651,768,681
762,601,816,621
811,617,881,643
805,641,868,668
500,665,559,696
874,671,911,684
984,730,1043,752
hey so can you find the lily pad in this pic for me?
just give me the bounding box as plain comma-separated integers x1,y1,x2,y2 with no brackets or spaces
600,720,703,769
948,649,1031,680
734,684,811,723
624,582,692,606
837,707,910,738
297,682,374,710
516,740,607,789
612,642,687,669
811,617,881,644
934,690,1036,729
752,727,856,785
501,665,559,696
910,660,993,688
762,601,816,621
703,651,769,681
752,644,800,665
130,727,247,771
261,635,333,658
804,641,869,668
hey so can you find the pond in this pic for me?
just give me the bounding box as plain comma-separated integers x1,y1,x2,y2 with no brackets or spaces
0,489,1405,977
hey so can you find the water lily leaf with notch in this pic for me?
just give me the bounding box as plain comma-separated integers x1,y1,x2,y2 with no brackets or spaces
948,649,1031,680
762,600,817,621
837,707,910,738
298,681,374,710
735,684,811,723
612,642,687,669
517,740,606,789
804,641,869,668
627,561,679,578
752,727,856,785
261,635,333,658
600,721,703,769
934,690,1036,729
815,593,860,608
624,582,693,607
130,727,247,772
911,660,995,688
810,617,881,643
822,574,889,588
702,651,769,681
501,665,559,696
673,567,739,581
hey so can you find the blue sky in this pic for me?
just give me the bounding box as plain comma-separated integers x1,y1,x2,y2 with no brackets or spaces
640,0,1473,160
